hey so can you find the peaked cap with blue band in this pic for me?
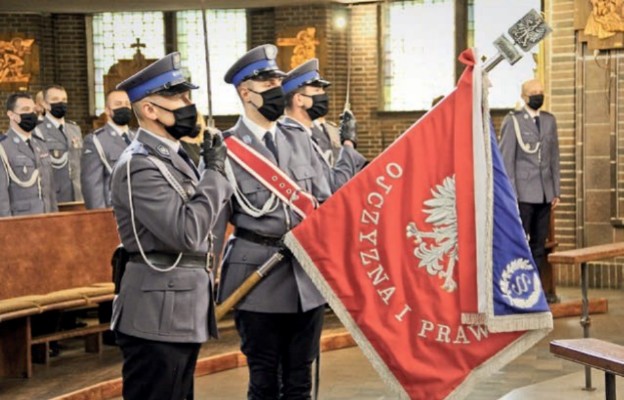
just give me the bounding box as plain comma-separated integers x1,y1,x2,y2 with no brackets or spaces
224,44,286,86
116,52,198,102
282,58,331,95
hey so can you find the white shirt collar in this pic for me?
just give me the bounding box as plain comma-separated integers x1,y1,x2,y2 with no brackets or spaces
141,128,180,153
107,121,128,136
524,105,540,118
45,114,64,128
242,115,276,142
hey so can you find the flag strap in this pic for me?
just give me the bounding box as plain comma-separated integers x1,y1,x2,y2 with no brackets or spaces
224,135,318,219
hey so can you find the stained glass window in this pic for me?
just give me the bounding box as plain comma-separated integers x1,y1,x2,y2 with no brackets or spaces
92,12,166,115
382,0,455,111
176,10,247,116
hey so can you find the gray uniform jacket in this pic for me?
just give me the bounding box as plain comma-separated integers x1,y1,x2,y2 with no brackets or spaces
110,129,233,343
312,121,341,166
81,124,132,209
0,129,58,216
499,109,561,204
216,118,331,314
281,116,367,193
35,116,83,203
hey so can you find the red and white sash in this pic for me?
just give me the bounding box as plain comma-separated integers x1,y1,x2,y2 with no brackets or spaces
224,135,319,219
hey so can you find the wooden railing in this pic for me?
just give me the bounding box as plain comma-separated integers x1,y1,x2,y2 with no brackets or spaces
548,241,624,390
551,338,624,400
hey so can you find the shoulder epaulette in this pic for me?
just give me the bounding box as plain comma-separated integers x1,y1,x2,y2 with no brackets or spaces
128,140,149,156
93,127,107,136
32,129,46,142
277,119,304,131
32,134,46,142
325,121,338,128
66,119,78,125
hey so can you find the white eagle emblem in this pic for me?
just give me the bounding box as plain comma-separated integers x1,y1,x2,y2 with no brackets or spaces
406,175,458,292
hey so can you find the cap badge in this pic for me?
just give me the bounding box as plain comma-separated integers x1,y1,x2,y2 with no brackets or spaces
264,45,277,59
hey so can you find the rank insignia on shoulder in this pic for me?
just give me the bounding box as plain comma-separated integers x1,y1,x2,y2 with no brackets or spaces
156,143,170,156
242,135,252,144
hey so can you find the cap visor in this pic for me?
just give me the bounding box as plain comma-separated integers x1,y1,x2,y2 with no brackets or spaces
250,68,287,81
307,77,331,88
155,81,199,96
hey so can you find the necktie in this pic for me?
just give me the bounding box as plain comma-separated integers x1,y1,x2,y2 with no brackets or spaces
59,124,69,145
25,138,35,154
177,147,199,179
263,131,279,163
121,133,131,146
534,116,541,134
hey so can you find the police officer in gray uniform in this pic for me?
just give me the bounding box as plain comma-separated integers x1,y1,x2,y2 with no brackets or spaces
35,84,83,203
111,52,233,400
217,44,331,400
0,92,57,216
281,58,366,192
81,89,134,209
499,79,560,299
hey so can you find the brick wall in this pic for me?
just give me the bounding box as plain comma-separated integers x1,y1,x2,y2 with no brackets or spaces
547,0,624,289
547,0,577,255
0,13,90,135
248,8,275,49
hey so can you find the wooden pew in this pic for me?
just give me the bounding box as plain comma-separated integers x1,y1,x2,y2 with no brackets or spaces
550,338,624,400
548,241,624,389
0,210,119,378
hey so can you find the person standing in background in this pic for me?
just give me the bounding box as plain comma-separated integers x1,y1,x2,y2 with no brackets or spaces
35,84,83,203
499,79,561,303
81,89,134,209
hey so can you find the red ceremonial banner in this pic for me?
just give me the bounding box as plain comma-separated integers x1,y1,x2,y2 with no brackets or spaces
285,50,549,399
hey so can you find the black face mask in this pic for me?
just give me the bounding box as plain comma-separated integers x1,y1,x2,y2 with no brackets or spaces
302,93,329,121
151,102,200,139
527,94,544,111
249,86,285,122
111,107,132,126
17,112,38,133
49,102,67,119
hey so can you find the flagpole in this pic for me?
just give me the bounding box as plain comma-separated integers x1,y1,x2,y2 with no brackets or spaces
343,6,351,113
215,252,285,320
201,1,214,128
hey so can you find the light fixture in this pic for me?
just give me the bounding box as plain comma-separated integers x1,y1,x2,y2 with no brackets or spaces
335,15,347,29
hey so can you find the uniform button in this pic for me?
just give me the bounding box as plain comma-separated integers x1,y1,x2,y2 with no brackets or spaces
242,255,247,261
167,280,175,288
